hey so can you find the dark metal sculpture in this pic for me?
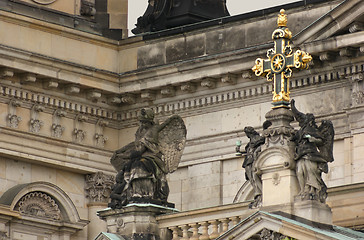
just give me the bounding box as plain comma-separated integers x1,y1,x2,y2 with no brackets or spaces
132,0,229,34
290,99,334,203
108,108,187,208
236,121,271,208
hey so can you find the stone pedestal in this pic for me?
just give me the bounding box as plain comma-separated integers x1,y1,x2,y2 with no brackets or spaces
293,200,333,225
256,108,299,207
97,204,178,240
256,107,333,225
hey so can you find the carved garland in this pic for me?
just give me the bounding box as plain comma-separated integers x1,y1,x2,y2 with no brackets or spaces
15,192,62,221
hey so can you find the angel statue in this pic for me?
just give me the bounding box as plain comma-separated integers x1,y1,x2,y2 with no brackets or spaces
108,108,187,209
236,121,271,208
290,99,334,203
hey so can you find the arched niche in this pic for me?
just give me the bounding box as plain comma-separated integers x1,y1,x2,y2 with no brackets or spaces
0,181,88,231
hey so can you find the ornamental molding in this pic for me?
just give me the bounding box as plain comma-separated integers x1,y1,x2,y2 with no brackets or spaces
15,192,62,221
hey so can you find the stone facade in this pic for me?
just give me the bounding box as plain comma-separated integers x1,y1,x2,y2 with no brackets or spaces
0,0,363,239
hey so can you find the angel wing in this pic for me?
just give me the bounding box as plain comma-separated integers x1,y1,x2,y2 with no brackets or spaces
110,142,135,172
291,99,306,124
158,115,187,173
318,120,335,163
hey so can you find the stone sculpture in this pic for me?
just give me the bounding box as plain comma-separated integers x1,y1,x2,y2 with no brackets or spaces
108,108,187,209
236,121,271,208
290,99,334,203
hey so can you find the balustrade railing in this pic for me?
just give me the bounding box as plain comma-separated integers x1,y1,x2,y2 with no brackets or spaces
157,202,255,240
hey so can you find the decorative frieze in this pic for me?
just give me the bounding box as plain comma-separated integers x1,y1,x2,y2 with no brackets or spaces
52,109,66,138
258,228,290,240
319,52,335,61
7,100,21,128
85,172,114,203
108,95,122,105
15,192,62,221
95,119,109,147
339,47,356,57
80,0,96,16
30,104,44,133
349,22,363,33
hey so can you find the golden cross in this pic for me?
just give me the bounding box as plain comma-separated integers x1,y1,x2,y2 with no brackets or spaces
252,9,312,108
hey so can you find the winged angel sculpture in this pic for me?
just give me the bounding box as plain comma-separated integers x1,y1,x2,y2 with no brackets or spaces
290,99,334,203
108,108,187,209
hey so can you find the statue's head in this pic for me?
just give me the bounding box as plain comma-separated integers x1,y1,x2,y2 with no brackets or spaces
138,108,155,123
244,126,258,138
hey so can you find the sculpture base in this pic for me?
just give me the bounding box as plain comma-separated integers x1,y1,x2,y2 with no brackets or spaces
293,199,332,225
97,203,178,240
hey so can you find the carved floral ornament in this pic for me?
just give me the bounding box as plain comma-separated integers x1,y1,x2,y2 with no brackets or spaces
14,192,62,221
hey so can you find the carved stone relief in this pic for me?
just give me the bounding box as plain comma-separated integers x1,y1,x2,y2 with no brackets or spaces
7,100,21,128
73,114,88,143
95,119,109,148
85,172,114,203
350,73,364,106
52,109,66,138
30,104,45,133
15,192,62,221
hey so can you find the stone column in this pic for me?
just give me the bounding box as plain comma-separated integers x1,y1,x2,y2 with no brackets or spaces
255,108,298,207
85,172,115,239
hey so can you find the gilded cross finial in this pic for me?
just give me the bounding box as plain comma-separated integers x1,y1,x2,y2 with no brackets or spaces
252,9,312,108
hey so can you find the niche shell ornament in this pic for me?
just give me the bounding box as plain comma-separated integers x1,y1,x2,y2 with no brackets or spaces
32,0,57,5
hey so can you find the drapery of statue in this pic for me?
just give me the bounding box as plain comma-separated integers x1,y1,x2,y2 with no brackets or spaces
252,9,312,108
290,100,334,203
236,121,271,208
108,108,187,209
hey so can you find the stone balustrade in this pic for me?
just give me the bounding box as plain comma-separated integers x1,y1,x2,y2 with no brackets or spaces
157,202,255,240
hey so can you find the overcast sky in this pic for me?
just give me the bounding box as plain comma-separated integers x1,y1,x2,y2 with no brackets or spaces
128,0,299,35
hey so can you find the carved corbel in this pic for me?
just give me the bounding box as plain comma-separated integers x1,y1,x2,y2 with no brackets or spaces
73,114,88,143
0,68,14,78
180,83,195,93
349,22,363,33
221,73,237,85
121,94,136,104
95,119,109,147
201,78,216,89
52,109,66,138
108,95,122,105
140,91,155,101
339,47,356,57
43,79,59,89
319,52,336,61
30,104,44,133
20,73,37,83
241,71,252,80
161,86,175,97
65,85,81,95
7,100,21,128
86,89,102,101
